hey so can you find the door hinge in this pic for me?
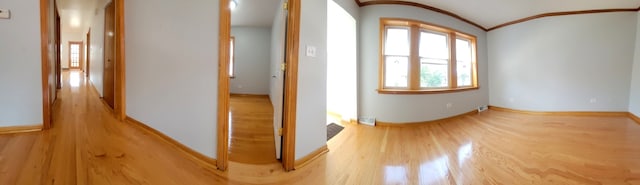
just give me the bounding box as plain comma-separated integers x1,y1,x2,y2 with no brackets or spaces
280,63,286,71
278,128,283,136
283,2,288,10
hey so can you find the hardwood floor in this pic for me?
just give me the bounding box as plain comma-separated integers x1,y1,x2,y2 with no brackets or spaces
1,70,640,184
229,94,277,164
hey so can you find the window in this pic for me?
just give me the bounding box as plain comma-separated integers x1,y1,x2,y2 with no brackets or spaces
379,18,478,94
229,36,235,78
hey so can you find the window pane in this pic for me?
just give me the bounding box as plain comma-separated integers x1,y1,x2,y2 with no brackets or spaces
384,28,410,56
456,38,471,62
420,58,448,88
456,38,472,86
457,60,472,86
385,56,409,88
419,31,448,59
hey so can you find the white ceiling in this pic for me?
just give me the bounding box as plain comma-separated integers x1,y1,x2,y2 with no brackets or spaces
55,0,640,33
361,0,640,29
56,0,104,34
231,0,280,27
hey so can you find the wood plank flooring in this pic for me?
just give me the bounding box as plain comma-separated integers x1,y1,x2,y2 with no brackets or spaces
229,94,277,164
1,70,640,184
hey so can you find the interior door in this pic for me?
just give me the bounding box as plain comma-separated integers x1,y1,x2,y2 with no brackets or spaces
271,0,288,159
103,2,115,108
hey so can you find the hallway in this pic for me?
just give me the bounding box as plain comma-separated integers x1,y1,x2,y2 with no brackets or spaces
0,70,225,184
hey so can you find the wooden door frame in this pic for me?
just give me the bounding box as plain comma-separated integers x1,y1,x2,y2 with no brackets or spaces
68,41,83,69
113,0,126,120
39,0,52,129
216,0,300,171
40,0,126,130
102,1,126,120
86,29,91,77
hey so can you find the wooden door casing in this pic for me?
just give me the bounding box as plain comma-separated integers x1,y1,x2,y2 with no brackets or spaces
103,2,115,109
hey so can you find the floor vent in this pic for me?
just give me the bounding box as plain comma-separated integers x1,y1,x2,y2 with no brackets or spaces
478,105,489,112
358,117,376,126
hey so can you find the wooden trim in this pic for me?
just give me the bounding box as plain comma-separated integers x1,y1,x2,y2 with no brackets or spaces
356,0,486,31
294,145,328,170
40,0,52,130
125,117,217,172
377,87,478,94
487,8,639,31
86,29,91,78
114,0,126,120
216,0,232,171
448,32,457,88
629,112,640,124
378,18,478,93
217,0,300,172
282,0,301,172
408,26,420,90
488,106,629,117
68,41,83,69
376,109,478,127
0,125,43,135
356,0,640,31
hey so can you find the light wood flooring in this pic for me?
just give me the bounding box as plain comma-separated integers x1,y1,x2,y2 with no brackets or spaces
1,70,640,184
229,94,277,164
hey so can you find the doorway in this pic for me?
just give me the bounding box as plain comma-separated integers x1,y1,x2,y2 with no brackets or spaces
40,0,126,130
217,0,301,171
68,41,83,70
226,0,282,165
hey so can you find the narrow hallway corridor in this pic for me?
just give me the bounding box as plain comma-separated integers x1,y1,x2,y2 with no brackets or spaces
0,70,225,184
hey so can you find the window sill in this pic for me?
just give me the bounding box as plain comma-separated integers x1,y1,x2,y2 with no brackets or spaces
377,87,478,94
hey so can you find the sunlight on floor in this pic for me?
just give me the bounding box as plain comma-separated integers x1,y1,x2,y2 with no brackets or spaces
69,70,81,87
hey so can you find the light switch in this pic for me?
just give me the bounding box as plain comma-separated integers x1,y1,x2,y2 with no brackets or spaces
0,9,10,19
305,45,316,57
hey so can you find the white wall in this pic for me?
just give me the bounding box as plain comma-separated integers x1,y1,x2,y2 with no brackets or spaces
89,4,106,96
359,5,489,123
327,0,358,122
0,0,44,126
630,12,640,116
230,26,271,95
61,32,85,69
295,0,328,159
125,0,219,158
488,12,636,112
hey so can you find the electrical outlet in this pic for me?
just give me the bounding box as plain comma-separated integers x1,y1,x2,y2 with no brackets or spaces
446,103,453,109
0,9,10,19
589,98,597,103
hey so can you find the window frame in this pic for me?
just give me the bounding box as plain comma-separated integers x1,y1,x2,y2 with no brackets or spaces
378,18,478,94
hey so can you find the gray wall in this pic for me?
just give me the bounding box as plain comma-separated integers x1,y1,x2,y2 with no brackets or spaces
0,0,43,126
295,0,328,159
89,3,106,96
488,12,636,112
230,26,271,95
630,12,640,116
359,5,489,123
125,0,219,158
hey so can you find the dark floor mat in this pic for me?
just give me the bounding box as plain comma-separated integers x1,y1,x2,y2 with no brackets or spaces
327,123,344,141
